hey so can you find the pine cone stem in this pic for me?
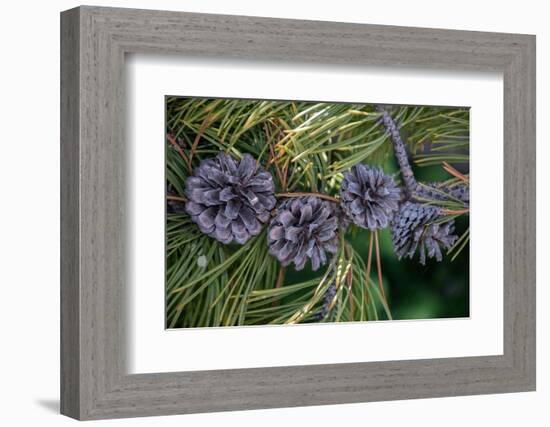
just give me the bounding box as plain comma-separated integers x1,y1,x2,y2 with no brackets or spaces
376,106,419,198
276,191,339,204
374,230,386,301
167,195,187,203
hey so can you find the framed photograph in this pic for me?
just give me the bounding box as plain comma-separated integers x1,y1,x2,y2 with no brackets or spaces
61,6,536,420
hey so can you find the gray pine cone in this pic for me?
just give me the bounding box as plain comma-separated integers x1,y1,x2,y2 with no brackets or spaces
340,164,401,230
185,153,276,244
391,201,458,265
268,197,339,271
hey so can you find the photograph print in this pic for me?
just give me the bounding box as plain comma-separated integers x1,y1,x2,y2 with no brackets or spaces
165,97,470,329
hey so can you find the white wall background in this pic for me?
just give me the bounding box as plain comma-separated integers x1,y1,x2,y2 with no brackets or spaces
0,0,546,425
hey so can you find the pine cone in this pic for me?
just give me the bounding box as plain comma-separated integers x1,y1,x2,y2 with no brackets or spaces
391,201,458,265
268,197,339,271
185,153,276,244
340,164,401,230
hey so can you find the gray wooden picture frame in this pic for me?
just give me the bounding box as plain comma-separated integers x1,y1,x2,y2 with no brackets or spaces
60,5,536,420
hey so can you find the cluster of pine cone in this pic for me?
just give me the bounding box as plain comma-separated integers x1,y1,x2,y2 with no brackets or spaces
181,150,467,271
176,106,468,271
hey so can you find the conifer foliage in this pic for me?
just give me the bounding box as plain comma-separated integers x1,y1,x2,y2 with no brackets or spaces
166,98,470,328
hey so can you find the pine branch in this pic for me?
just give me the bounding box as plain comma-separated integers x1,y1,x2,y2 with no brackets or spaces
376,105,419,198
275,191,339,204
164,98,473,327
377,106,470,209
